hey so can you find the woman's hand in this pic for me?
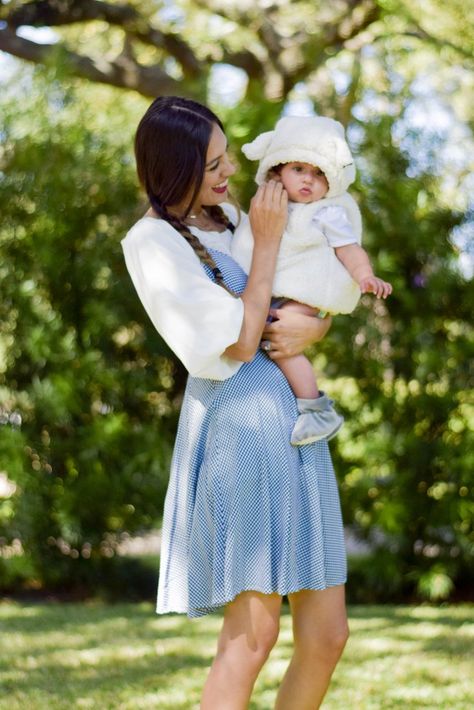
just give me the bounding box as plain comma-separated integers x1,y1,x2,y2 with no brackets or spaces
248,180,288,249
225,182,287,363
261,308,332,360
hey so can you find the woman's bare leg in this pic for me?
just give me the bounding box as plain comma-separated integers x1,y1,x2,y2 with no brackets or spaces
201,590,282,710
274,585,349,710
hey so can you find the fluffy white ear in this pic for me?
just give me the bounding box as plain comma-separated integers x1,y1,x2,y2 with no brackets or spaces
333,120,345,138
242,131,274,160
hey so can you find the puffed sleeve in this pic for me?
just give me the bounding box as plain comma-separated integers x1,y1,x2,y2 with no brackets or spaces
121,217,245,380
313,205,358,248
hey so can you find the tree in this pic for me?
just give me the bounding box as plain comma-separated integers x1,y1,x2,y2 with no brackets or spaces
0,1,472,600
1,0,472,103
0,75,178,593
327,109,474,601
0,0,383,98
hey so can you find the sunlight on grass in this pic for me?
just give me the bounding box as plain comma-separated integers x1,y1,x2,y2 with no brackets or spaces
0,602,472,709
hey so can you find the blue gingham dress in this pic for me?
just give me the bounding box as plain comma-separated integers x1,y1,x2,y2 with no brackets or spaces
156,247,347,618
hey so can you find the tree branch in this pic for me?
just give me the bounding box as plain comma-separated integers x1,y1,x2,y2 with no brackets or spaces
400,29,474,62
4,0,132,26
193,0,380,95
181,0,264,78
0,27,184,97
217,48,263,78
0,0,264,94
3,0,202,78
290,0,380,87
191,0,255,25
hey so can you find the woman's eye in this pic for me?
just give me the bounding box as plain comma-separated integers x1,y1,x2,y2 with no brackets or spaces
208,163,219,172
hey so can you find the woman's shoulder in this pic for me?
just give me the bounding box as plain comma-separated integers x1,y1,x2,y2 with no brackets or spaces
121,215,195,259
123,214,176,242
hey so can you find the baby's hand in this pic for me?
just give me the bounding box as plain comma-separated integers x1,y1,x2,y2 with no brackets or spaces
360,276,392,299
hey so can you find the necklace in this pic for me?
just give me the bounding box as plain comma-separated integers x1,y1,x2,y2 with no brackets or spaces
188,209,205,219
185,209,224,233
186,209,213,227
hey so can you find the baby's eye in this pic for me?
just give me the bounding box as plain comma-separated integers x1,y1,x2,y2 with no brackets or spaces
292,165,303,172
315,169,324,177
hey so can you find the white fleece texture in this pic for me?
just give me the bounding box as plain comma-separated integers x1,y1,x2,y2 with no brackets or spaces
231,194,362,314
242,115,356,198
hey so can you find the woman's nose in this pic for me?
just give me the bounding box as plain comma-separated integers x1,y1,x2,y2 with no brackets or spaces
224,156,236,176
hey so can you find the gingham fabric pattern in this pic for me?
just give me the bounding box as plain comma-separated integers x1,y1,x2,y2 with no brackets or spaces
156,248,347,618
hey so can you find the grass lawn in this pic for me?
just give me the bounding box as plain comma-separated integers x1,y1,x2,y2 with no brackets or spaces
0,601,472,709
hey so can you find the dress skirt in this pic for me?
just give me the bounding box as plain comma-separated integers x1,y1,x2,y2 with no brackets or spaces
156,249,347,618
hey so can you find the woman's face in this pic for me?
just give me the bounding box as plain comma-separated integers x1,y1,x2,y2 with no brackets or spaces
192,123,236,210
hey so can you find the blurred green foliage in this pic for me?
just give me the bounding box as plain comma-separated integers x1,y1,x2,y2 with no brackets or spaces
0,72,180,591
323,107,474,601
0,41,472,602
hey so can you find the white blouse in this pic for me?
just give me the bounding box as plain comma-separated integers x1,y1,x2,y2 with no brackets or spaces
121,210,245,380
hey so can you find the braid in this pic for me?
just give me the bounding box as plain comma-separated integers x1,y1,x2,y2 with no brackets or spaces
207,204,236,234
149,195,237,297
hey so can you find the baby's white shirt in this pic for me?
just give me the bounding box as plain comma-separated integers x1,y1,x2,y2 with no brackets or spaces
302,203,358,248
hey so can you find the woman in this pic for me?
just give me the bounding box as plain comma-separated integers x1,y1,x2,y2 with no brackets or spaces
121,96,349,709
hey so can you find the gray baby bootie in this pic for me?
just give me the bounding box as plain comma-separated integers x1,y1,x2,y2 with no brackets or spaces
291,392,344,446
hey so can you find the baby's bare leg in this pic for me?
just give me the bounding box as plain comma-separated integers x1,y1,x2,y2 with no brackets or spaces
278,355,319,399
270,301,344,445
273,301,320,399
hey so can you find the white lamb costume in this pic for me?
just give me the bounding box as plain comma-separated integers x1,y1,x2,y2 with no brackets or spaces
231,116,363,315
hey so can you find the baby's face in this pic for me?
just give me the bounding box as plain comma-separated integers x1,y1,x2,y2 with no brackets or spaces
278,162,329,203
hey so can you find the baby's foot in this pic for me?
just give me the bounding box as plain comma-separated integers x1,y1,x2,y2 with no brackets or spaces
291,393,344,446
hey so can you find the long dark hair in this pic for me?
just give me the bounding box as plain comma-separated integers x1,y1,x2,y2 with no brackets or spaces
134,96,236,293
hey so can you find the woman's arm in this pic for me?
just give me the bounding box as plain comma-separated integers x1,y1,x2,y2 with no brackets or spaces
261,309,332,360
225,181,287,361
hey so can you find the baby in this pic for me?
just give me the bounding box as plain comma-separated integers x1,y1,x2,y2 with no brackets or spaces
231,115,392,446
